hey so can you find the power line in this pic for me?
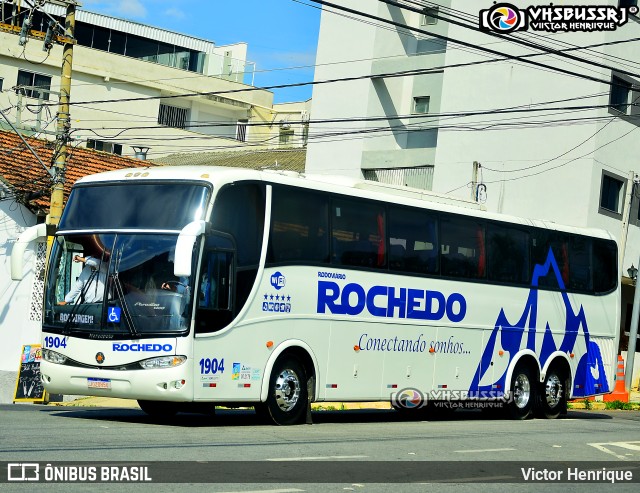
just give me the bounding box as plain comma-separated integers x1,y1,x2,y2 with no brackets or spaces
306,0,637,93
406,0,640,71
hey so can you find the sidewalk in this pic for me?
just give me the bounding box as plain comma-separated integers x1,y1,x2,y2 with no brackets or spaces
49,391,640,410
48,397,393,410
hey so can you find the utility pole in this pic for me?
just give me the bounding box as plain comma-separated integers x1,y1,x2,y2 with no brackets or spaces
471,161,480,202
48,1,76,233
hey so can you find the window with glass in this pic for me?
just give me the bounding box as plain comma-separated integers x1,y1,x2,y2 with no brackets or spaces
332,199,386,269
16,70,51,101
45,233,196,337
59,182,210,231
610,76,631,114
599,172,625,215
388,207,438,274
487,225,530,284
440,218,486,279
413,96,430,114
211,183,266,314
268,187,329,264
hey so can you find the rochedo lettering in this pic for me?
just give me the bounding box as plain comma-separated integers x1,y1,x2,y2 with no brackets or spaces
317,281,466,322
112,344,173,352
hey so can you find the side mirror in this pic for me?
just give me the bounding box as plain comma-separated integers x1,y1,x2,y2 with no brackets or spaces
174,220,207,277
11,223,48,280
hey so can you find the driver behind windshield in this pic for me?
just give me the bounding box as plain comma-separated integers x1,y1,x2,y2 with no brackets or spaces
58,241,109,305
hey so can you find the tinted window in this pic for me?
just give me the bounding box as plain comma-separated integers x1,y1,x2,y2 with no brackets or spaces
532,231,568,289
59,183,210,231
593,239,617,293
388,207,438,274
268,187,329,264
440,218,485,279
211,184,265,268
332,199,386,269
487,225,529,284
568,235,592,291
211,184,265,315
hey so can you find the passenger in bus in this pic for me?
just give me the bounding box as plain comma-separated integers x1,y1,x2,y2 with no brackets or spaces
58,254,107,305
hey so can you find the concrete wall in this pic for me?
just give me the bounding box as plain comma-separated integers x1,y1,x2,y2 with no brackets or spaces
0,200,40,374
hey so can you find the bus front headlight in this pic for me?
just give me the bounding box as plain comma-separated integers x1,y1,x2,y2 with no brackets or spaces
139,355,186,370
43,349,67,365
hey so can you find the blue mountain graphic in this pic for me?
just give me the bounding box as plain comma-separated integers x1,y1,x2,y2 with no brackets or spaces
468,248,609,397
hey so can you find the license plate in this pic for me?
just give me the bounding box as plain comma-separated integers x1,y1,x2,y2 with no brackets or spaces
87,378,111,389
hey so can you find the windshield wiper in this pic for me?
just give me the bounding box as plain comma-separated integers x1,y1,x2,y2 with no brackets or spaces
109,248,139,338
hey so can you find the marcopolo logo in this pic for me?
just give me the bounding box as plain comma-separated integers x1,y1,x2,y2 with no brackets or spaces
480,3,638,33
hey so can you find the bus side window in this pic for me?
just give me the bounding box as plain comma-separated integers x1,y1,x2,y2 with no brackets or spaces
332,200,386,269
593,239,617,293
487,225,530,284
568,235,591,291
440,219,486,279
268,187,329,264
388,206,438,275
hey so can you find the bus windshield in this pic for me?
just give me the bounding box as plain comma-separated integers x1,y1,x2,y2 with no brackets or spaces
44,233,197,338
59,182,210,231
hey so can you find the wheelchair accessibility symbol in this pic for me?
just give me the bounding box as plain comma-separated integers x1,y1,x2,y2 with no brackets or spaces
108,307,122,323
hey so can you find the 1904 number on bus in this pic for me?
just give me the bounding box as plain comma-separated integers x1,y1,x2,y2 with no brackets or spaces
44,336,67,349
199,358,225,375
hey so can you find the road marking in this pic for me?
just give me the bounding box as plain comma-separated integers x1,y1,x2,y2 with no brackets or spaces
588,441,640,461
217,490,304,493
455,448,516,454
267,455,368,461
422,476,516,483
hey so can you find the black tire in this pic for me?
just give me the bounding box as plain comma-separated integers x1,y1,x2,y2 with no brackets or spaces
507,364,535,420
256,356,308,425
535,366,567,419
137,400,179,418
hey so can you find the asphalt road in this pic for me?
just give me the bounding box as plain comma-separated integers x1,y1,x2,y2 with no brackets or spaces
1,404,639,492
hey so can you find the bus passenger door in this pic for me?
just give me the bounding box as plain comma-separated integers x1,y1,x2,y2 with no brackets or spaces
195,235,236,334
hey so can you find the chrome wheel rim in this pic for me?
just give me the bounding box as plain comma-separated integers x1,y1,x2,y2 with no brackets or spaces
274,368,301,412
513,373,531,409
545,374,563,408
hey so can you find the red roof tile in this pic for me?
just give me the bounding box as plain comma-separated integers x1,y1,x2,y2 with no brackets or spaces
0,129,152,213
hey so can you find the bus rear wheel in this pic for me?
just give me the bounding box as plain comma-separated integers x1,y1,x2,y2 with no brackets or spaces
507,364,535,420
256,356,308,425
137,400,179,418
536,366,567,419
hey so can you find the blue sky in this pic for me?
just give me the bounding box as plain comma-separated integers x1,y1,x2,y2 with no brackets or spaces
81,0,322,103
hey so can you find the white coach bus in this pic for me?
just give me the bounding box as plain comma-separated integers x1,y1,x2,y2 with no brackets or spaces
12,166,619,424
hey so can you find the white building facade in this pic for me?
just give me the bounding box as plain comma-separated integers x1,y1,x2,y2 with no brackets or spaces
0,1,308,159
306,0,640,363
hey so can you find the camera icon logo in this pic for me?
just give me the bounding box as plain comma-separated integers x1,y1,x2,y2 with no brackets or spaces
390,387,427,410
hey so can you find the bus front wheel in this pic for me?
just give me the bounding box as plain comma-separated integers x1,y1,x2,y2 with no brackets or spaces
507,364,535,420
256,356,308,425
